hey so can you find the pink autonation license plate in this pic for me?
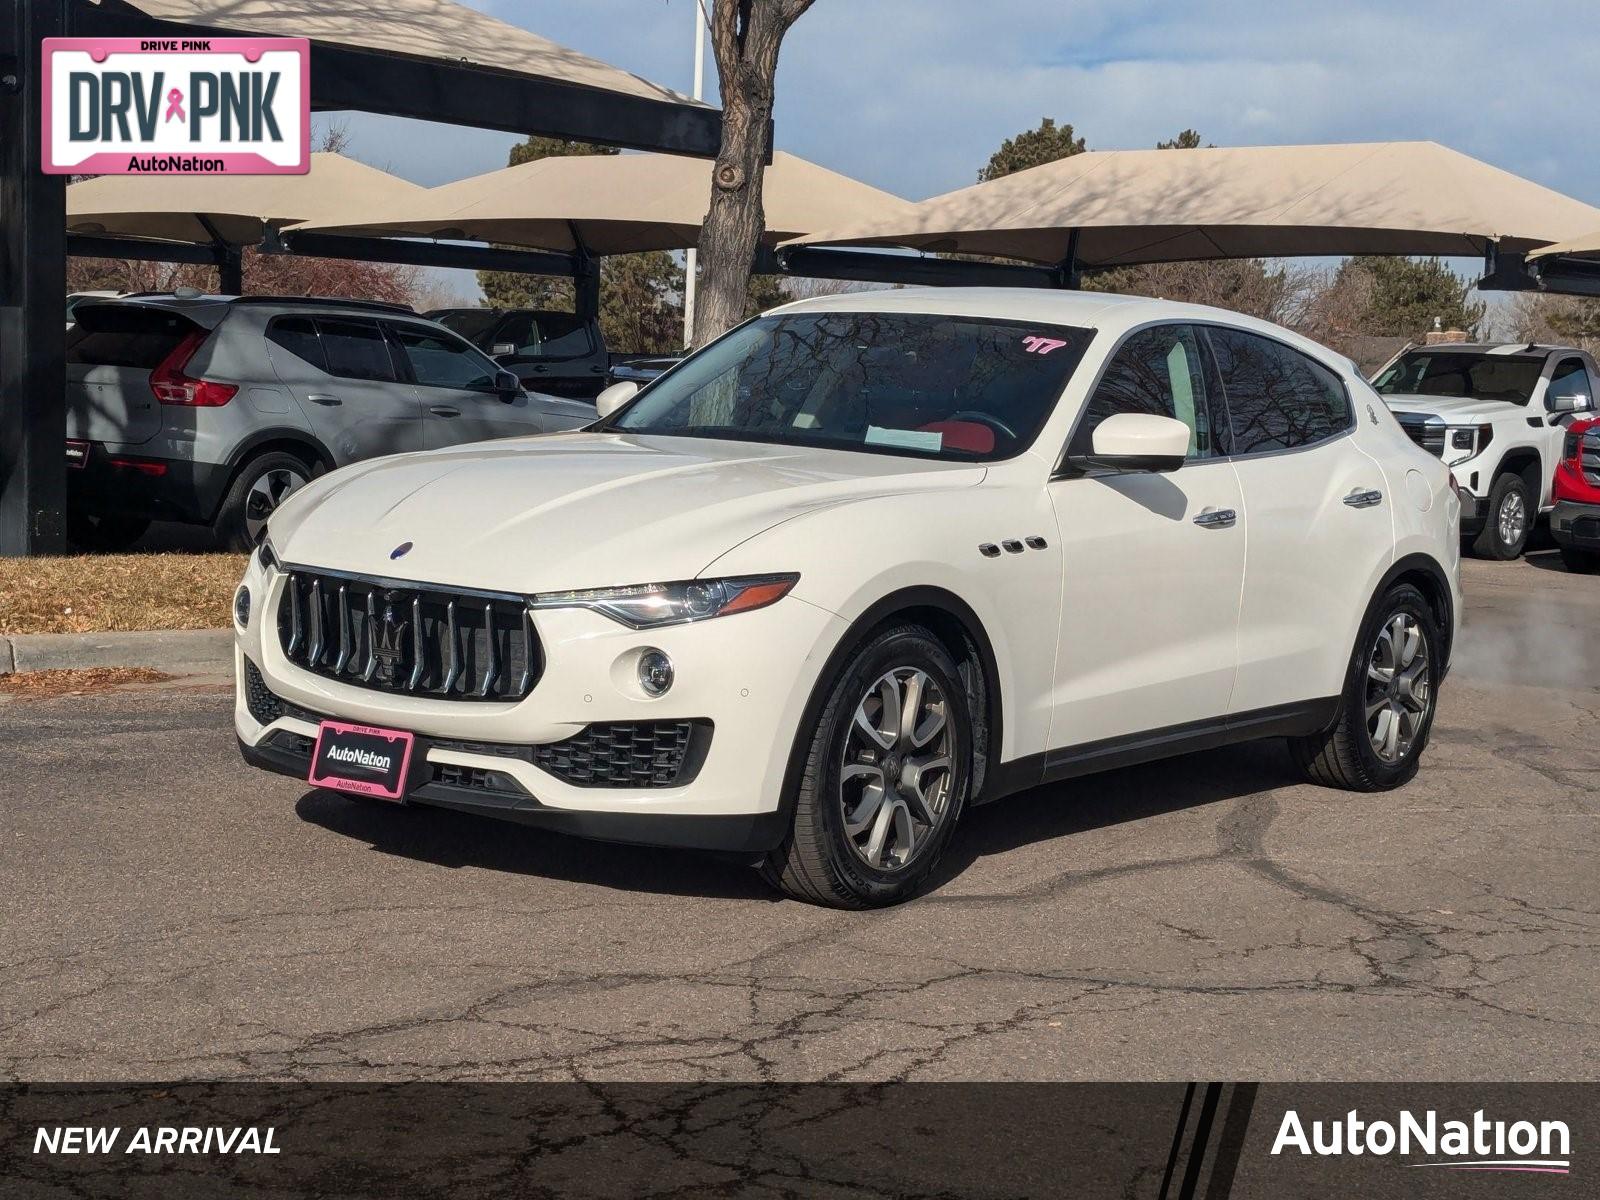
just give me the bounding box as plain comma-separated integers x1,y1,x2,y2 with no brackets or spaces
308,721,415,801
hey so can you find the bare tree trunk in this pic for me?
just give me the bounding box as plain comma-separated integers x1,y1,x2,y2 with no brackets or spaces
692,0,814,347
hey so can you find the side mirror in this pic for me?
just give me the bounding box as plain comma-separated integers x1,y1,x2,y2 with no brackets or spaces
1066,413,1191,474
1548,392,1592,415
595,380,639,419
494,369,521,402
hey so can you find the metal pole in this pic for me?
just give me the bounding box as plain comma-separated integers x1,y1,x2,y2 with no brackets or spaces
0,0,69,554
682,0,707,348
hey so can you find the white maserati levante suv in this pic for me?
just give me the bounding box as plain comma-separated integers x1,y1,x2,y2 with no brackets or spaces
235,289,1461,907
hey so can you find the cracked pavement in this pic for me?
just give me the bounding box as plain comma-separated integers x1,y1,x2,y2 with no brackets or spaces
3,554,1597,1082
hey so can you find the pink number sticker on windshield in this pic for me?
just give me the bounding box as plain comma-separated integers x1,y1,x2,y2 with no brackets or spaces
1021,335,1069,355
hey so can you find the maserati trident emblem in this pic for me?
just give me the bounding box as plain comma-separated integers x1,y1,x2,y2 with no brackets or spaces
390,541,413,560
370,602,409,683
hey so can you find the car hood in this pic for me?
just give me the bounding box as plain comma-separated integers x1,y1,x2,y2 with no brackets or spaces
1380,393,1528,422
268,431,986,593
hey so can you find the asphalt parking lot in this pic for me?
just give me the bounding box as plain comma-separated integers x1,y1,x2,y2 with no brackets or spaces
3,553,1597,1083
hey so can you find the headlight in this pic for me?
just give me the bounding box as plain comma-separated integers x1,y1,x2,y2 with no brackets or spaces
530,574,799,628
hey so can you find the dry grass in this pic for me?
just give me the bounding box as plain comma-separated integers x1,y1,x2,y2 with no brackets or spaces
0,667,175,699
0,553,246,635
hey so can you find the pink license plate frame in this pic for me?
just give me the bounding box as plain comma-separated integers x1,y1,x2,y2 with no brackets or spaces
308,721,416,801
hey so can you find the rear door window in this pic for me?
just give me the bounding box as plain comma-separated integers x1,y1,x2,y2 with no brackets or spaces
265,316,327,373
1207,327,1352,454
317,317,398,382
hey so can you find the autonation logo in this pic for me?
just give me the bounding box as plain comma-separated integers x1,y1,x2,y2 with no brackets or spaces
1272,1108,1571,1175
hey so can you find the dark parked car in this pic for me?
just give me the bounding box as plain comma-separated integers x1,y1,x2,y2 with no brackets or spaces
428,307,611,399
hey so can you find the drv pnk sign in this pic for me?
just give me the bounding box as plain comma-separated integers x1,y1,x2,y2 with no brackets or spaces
42,38,309,175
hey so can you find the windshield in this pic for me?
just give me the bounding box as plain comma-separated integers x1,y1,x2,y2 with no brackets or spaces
1372,350,1545,406
607,311,1092,461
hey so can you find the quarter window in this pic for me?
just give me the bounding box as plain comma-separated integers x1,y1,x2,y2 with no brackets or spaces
1070,324,1219,459
1207,328,1351,454
318,318,398,383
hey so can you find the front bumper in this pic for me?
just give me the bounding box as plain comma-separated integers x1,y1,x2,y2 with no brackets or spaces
233,556,848,851
1551,499,1600,550
1455,486,1485,535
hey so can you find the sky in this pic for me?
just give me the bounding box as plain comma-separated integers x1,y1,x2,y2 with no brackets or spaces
320,0,1600,304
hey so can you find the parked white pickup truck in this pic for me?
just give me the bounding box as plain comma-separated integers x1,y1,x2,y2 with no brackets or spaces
1372,343,1599,558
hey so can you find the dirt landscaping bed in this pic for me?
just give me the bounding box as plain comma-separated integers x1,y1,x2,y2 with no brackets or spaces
0,553,246,635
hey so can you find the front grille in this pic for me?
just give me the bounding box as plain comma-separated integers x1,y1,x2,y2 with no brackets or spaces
1583,428,1600,486
532,720,706,788
277,568,541,702
1394,413,1446,458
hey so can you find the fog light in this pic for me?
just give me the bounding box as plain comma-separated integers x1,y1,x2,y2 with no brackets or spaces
233,585,251,628
638,649,673,697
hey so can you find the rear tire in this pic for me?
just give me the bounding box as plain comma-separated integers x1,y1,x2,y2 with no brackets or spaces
213,451,312,551
761,624,972,908
1471,473,1532,560
66,511,150,553
1291,582,1440,791
1560,545,1600,574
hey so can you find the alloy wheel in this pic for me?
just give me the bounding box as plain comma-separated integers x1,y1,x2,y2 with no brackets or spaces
839,667,956,872
1497,489,1527,548
243,466,308,543
1365,612,1431,764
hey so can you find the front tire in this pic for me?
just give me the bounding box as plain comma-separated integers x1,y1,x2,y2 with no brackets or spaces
761,624,972,908
1471,473,1532,560
1291,582,1440,791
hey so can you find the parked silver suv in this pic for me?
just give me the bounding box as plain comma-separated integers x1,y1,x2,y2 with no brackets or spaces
65,295,596,550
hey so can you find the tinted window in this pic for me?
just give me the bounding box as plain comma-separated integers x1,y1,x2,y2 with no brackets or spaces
390,324,499,391
265,316,327,372
433,309,503,347
1070,324,1219,459
610,312,1092,462
66,306,191,369
1372,350,1544,406
318,318,396,383
1549,358,1594,404
1209,328,1352,454
493,311,593,359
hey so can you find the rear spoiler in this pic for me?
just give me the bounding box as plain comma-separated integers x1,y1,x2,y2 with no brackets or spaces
71,298,228,333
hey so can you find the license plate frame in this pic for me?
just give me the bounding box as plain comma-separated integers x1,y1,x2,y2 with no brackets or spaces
308,721,416,801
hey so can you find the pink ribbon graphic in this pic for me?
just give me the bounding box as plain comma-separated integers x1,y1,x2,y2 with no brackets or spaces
164,88,185,123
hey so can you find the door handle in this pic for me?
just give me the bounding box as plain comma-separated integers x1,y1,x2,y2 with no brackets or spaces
1343,488,1384,509
429,405,461,417
305,393,341,406
1192,507,1237,528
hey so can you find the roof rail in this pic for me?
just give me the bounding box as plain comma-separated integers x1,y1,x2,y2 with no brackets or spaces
227,295,417,315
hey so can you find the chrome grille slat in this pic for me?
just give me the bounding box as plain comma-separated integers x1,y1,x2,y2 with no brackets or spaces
275,567,541,703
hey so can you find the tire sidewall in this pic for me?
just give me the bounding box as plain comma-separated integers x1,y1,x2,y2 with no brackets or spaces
808,628,973,905
217,451,310,551
1345,583,1441,785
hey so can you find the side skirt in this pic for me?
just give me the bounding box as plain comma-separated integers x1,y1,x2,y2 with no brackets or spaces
979,697,1339,805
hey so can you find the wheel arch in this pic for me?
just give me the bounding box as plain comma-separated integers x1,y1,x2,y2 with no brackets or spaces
778,586,1006,828
1494,445,1544,501
1375,552,1456,675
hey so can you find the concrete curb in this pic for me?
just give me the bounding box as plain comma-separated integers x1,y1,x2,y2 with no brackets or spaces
0,628,232,676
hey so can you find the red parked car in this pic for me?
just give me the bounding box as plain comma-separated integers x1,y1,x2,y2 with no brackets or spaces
1552,416,1600,572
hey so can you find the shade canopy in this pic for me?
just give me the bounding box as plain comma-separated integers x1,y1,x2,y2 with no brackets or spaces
67,153,426,247
790,141,1600,267
120,0,699,107
287,151,917,255
1528,231,1600,260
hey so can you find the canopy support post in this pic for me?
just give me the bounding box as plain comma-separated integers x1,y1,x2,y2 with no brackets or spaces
1056,229,1082,290
570,223,601,324
0,0,69,554
1477,242,1538,293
